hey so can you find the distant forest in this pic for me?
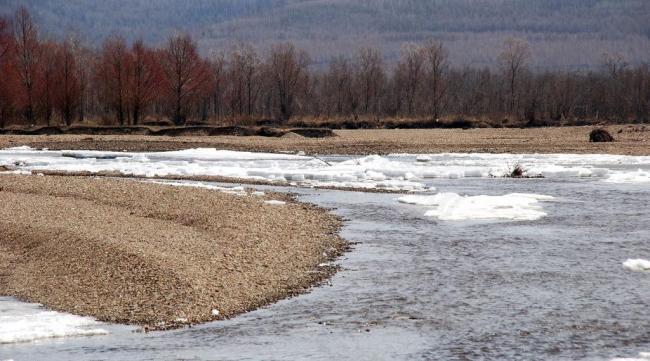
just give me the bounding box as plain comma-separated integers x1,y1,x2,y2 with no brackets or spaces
2,0,650,69
0,6,648,130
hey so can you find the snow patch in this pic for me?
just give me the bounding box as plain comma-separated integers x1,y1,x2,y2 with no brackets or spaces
399,193,554,221
0,299,108,344
623,259,650,273
148,180,246,195
264,200,286,206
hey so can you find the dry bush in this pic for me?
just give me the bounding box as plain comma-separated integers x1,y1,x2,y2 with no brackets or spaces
589,128,615,142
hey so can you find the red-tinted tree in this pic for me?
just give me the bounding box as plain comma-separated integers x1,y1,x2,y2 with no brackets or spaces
0,16,15,128
54,39,82,125
40,41,58,125
127,40,161,125
96,35,129,125
12,6,41,123
160,34,212,125
0,17,10,62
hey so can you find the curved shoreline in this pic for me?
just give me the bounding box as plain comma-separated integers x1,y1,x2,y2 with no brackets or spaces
0,174,347,330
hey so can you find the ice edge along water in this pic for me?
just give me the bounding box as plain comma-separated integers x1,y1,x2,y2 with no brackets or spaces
0,298,108,345
611,351,650,361
2,147,650,192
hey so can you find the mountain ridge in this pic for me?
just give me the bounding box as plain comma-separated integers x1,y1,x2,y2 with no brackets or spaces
2,0,649,69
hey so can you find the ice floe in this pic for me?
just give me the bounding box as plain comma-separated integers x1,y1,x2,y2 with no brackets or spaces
605,169,650,184
398,193,554,221
623,259,650,272
0,298,108,344
611,352,650,361
2,147,650,191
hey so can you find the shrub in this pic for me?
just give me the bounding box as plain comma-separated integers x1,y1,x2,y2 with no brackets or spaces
589,128,614,142
508,162,526,178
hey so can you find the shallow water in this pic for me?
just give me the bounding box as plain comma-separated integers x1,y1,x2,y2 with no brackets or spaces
1,152,649,360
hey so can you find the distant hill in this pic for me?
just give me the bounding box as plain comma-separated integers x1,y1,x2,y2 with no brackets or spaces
3,0,650,69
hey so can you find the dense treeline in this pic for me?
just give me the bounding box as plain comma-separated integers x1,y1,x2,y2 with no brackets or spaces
0,8,648,129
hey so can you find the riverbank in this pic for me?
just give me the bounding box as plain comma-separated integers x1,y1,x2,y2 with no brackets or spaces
0,175,346,330
0,125,649,155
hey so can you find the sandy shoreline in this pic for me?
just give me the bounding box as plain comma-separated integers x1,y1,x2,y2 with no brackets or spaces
0,125,649,155
0,175,346,330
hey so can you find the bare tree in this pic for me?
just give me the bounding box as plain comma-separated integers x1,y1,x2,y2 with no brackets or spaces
325,55,356,116
12,6,41,123
396,43,425,116
227,44,259,117
0,17,11,128
600,52,630,122
498,37,531,113
267,43,310,122
54,38,82,126
96,35,129,125
0,17,10,62
602,52,627,79
40,41,57,125
422,39,449,119
160,34,212,125
356,47,384,115
209,52,226,121
128,40,160,125
72,39,92,123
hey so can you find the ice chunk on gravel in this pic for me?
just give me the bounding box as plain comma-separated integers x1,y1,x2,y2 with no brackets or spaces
0,299,107,344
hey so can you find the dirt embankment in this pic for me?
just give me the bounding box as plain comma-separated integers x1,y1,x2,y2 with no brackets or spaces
0,125,648,155
0,125,335,138
0,175,346,330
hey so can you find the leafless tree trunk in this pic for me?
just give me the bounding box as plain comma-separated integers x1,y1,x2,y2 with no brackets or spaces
267,43,310,122
356,47,384,115
160,34,211,125
12,6,40,123
498,37,531,113
397,43,425,116
209,52,225,122
422,39,449,120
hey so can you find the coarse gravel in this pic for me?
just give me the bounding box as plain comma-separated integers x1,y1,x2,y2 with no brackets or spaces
0,174,346,330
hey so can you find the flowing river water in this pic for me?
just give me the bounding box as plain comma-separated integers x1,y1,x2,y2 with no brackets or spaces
0,149,649,360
